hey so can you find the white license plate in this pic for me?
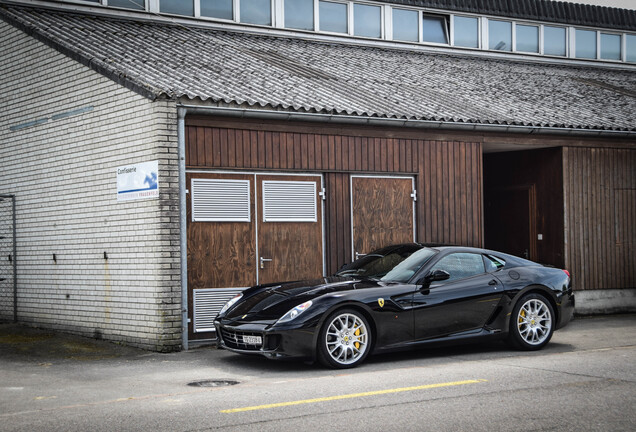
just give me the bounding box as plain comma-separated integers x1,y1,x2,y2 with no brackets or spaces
243,335,262,345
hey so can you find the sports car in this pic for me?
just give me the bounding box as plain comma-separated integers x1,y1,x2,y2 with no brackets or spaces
214,244,575,368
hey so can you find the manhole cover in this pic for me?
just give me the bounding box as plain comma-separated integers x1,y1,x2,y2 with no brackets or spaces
187,379,240,387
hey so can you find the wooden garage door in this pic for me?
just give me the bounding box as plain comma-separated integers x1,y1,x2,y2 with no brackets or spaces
257,175,324,285
351,176,416,260
187,173,324,336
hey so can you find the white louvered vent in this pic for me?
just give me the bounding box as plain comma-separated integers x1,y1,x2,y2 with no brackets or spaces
191,178,250,222
193,288,245,333
262,181,317,222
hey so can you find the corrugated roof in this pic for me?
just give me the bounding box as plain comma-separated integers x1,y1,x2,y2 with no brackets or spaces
1,4,635,132
388,0,636,31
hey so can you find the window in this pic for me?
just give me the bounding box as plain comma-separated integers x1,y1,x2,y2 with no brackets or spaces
392,8,418,42
422,14,449,44
241,0,271,25
600,33,621,60
453,16,479,48
431,253,486,283
544,25,567,56
484,255,506,272
319,1,347,34
160,0,193,16
354,3,381,38
576,29,597,59
201,0,233,20
489,19,512,51
628,35,636,62
516,24,539,53
285,0,314,31
108,0,145,10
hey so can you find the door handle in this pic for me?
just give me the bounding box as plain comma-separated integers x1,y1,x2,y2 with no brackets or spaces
355,252,366,260
260,257,272,269
488,280,498,286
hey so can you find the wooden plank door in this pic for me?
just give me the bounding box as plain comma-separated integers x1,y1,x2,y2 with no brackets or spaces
186,172,256,337
351,176,416,260
257,175,324,285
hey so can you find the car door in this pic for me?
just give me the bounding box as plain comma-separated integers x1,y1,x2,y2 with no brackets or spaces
412,252,503,341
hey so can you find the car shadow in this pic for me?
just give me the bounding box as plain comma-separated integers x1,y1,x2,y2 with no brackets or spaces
211,339,577,374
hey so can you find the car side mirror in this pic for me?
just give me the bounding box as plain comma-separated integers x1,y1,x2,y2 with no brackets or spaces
429,270,450,282
418,269,450,287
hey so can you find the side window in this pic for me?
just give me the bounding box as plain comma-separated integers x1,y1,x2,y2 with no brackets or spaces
431,253,485,283
484,254,506,272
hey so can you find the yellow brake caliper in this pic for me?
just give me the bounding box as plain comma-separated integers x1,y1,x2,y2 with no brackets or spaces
519,309,526,324
354,327,361,349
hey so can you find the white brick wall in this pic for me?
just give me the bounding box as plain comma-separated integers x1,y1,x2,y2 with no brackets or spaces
0,22,182,351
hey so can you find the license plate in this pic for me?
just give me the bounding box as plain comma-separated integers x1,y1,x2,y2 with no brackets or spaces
243,335,262,345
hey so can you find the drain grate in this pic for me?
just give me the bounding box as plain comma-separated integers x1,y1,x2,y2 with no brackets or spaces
187,379,240,388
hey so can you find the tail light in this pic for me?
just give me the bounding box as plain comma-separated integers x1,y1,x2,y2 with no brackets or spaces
563,269,570,278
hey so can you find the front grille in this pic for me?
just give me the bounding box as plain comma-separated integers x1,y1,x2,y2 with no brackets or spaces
220,328,263,351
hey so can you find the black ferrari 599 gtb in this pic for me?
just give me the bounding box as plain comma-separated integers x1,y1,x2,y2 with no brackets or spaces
215,244,574,368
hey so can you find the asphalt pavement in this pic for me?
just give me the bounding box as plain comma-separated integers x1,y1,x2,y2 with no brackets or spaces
1,314,635,431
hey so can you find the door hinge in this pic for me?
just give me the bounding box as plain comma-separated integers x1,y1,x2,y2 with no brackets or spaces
411,190,417,201
319,187,326,201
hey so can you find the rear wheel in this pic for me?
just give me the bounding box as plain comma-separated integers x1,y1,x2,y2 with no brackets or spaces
508,293,554,350
317,309,372,368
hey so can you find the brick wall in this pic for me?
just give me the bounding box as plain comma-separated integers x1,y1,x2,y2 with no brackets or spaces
0,22,182,351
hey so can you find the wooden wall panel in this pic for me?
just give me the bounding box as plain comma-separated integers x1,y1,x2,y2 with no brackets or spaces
563,147,636,291
185,121,484,274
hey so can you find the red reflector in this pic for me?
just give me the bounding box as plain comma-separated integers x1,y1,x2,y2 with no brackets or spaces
563,269,570,278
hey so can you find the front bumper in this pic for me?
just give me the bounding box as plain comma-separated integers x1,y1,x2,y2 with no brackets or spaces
214,320,317,360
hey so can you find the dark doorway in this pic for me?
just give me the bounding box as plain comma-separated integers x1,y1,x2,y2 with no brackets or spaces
483,148,564,267
485,185,536,260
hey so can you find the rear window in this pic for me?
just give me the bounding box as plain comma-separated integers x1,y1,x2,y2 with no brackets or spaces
484,254,506,272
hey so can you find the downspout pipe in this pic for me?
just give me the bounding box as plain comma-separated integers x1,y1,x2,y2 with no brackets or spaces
177,107,188,351
178,105,636,138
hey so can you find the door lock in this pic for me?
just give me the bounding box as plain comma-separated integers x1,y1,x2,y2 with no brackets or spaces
260,257,272,269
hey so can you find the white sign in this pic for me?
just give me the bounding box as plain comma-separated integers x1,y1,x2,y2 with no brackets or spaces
117,160,159,201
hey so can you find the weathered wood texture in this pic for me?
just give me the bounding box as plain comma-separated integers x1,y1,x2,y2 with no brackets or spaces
256,175,323,284
563,147,636,290
186,121,483,274
351,176,415,257
484,148,564,267
185,172,256,290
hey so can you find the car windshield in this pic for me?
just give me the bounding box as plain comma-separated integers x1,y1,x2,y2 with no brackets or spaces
335,245,437,282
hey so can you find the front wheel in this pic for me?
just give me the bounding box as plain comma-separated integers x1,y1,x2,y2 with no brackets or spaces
317,309,372,368
508,293,555,350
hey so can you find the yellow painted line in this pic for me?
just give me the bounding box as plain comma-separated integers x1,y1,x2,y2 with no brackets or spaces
221,379,487,413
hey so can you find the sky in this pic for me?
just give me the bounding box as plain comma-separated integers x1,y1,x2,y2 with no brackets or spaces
555,0,636,10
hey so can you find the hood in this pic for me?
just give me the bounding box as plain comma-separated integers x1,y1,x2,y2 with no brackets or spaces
225,276,381,320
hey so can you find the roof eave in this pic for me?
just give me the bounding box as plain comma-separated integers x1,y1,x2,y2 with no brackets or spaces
177,104,636,139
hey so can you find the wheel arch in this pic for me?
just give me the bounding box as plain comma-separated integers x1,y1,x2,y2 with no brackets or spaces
504,285,559,333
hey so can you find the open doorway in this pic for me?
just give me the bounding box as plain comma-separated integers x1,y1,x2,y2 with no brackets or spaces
483,148,564,267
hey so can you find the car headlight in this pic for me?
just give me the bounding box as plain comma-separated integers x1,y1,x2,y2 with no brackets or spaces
276,300,313,324
219,293,243,315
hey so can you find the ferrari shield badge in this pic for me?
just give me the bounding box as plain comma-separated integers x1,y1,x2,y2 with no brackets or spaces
378,298,385,308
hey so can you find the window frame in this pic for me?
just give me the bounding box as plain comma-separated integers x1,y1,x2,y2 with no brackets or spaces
599,31,623,62
316,0,350,35
541,24,568,57
514,21,540,54
421,12,450,46
389,6,421,43
451,13,481,49
62,0,636,64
